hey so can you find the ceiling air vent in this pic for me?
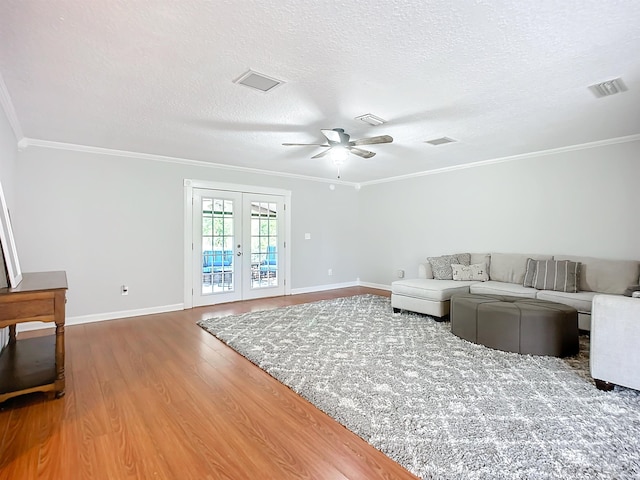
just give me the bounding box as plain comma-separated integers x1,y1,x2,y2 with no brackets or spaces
425,137,457,146
588,78,627,98
355,113,386,126
234,70,284,93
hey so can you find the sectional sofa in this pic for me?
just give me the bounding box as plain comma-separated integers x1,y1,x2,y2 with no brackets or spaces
391,252,640,331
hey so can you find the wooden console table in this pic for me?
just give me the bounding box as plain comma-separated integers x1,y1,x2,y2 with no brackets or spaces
0,271,68,403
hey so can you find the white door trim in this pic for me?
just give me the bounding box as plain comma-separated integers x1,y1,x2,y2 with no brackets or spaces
183,179,292,308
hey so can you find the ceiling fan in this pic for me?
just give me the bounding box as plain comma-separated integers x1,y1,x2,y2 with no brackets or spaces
282,128,393,177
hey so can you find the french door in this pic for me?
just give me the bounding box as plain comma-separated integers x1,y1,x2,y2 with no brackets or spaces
191,187,286,307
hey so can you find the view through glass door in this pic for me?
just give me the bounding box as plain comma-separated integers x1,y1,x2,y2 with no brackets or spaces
192,188,285,307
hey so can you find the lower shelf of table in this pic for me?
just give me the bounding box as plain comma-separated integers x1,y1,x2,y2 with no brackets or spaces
0,335,58,402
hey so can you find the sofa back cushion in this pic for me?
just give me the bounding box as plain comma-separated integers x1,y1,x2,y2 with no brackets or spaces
489,253,552,284
470,253,491,275
554,255,640,294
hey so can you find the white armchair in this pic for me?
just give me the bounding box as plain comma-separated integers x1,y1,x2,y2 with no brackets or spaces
590,294,640,391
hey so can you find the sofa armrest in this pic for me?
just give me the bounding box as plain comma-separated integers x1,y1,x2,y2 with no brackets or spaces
418,263,434,279
590,294,640,391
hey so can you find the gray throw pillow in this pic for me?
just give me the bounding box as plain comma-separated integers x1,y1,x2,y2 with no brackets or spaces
427,254,461,280
524,259,581,293
523,258,537,288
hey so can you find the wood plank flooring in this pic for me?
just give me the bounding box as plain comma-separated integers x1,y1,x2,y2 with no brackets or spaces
0,287,420,480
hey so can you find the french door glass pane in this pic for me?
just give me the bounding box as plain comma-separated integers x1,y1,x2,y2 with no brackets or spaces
250,201,278,289
202,196,236,294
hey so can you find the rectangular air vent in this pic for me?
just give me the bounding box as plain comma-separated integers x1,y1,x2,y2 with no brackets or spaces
355,113,386,126
588,78,627,98
234,70,284,93
425,137,457,146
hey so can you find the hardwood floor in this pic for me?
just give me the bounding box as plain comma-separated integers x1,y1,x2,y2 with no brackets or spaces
0,287,419,480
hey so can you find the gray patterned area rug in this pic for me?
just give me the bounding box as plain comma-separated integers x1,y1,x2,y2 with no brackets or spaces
198,294,640,479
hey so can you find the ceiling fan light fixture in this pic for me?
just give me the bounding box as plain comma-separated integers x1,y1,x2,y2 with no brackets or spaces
355,113,386,126
330,147,349,165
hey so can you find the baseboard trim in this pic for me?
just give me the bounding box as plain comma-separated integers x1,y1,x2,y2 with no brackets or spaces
15,280,391,332
358,281,392,291
16,303,185,332
291,281,359,295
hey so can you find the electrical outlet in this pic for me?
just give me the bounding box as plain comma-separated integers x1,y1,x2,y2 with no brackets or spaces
328,268,333,276
397,269,405,278
121,285,129,295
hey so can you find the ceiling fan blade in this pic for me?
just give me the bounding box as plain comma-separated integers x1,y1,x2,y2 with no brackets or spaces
311,149,333,159
348,147,376,159
282,143,330,146
321,129,342,143
352,135,393,146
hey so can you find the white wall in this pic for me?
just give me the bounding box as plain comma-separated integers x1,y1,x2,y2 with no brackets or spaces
0,104,19,346
10,134,640,320
0,109,17,204
14,147,359,319
357,139,640,286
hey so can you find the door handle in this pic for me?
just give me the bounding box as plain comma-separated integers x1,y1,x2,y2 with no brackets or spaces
237,252,242,256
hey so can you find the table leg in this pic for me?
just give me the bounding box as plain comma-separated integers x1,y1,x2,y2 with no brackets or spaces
54,321,66,397
8,324,16,344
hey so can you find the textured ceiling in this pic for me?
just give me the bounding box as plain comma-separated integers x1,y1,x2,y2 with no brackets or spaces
1,0,639,183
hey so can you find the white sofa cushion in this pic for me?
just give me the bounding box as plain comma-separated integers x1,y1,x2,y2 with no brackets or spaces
554,255,640,294
470,280,538,298
536,289,597,313
489,253,552,284
392,278,477,302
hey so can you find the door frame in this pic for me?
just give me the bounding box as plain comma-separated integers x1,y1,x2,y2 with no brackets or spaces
183,179,292,309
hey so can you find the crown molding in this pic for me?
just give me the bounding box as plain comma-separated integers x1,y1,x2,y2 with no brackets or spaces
359,133,640,187
19,132,640,190
20,137,360,187
0,72,24,142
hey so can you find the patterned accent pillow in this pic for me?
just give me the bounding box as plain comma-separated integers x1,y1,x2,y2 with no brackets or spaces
456,253,471,267
427,254,460,280
452,263,489,281
524,259,581,293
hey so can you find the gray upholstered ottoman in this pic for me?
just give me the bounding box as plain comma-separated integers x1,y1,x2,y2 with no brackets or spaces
450,293,579,357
